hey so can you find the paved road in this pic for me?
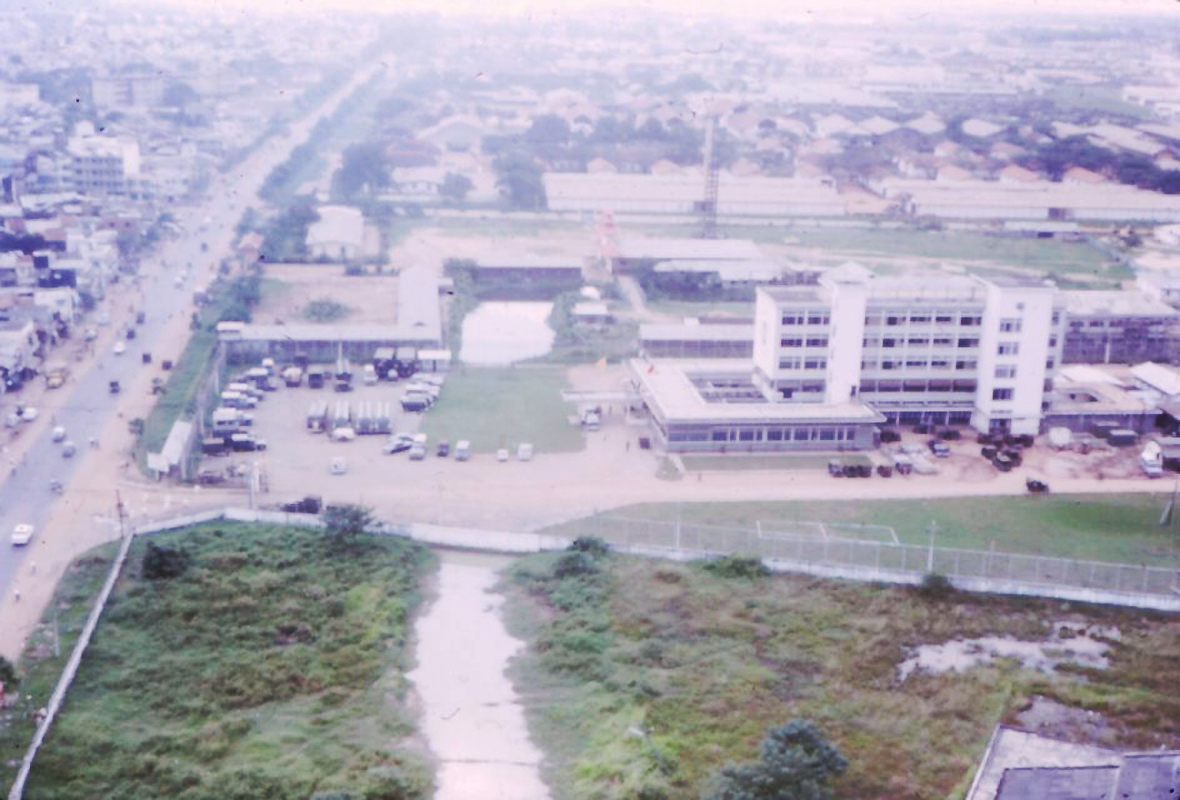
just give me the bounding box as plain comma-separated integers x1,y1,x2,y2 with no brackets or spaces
0,62,384,606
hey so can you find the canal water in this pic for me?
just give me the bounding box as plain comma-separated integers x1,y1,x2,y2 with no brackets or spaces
408,550,549,799
459,302,554,365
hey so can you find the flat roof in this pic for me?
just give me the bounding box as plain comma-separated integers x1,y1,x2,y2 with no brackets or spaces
226,324,440,344
1061,290,1180,317
1131,362,1180,396
654,259,786,281
630,359,885,425
640,323,754,342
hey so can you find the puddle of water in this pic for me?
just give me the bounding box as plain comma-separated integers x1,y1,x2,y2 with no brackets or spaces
460,302,555,365
898,622,1117,681
409,551,549,800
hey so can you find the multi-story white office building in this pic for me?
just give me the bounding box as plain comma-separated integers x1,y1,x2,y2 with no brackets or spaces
633,272,1065,452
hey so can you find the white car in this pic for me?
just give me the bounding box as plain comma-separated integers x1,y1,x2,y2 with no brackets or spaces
11,523,33,546
517,443,534,462
331,426,356,441
20,407,38,422
51,426,66,442
329,457,348,475
496,448,510,462
84,328,97,341
113,341,126,356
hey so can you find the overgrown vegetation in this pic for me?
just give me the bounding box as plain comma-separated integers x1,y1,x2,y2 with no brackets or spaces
503,549,1180,799
302,297,351,323
9,523,435,799
538,290,638,364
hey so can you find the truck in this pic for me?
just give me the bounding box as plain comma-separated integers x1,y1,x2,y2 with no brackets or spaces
1140,441,1164,478
332,400,352,431
454,440,471,461
307,366,326,389
212,407,253,435
306,401,329,433
282,366,303,387
372,347,397,380
44,363,70,389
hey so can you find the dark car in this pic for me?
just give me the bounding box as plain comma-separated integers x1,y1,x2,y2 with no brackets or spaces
437,439,450,457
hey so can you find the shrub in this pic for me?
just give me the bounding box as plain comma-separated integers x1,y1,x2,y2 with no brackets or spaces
917,572,957,600
568,536,610,557
141,542,192,580
702,555,769,580
553,551,599,579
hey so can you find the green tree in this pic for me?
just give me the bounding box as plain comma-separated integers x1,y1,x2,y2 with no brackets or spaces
337,141,390,198
322,503,376,545
439,172,474,203
142,542,192,580
493,152,547,210
0,655,18,690
704,720,847,800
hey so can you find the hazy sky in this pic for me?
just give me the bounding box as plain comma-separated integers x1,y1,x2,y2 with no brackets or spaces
147,0,1175,17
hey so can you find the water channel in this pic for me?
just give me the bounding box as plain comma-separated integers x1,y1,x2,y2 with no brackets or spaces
408,550,549,799
459,301,555,365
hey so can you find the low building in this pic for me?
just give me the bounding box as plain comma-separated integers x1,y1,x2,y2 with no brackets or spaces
306,205,363,262
1042,366,1159,434
629,358,885,453
1061,290,1180,364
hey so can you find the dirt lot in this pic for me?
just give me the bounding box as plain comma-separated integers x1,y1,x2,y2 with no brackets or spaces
256,263,399,326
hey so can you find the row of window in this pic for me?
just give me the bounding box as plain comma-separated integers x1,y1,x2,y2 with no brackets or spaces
873,314,982,327
778,357,828,370
779,337,829,348
665,426,864,443
859,379,978,393
870,337,978,348
865,359,976,370
780,313,831,326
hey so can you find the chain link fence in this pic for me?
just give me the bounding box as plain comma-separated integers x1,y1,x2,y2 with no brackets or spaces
562,515,1180,598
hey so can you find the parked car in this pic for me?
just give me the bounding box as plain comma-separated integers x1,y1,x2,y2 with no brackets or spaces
113,341,126,356
383,434,413,455
329,457,348,475
496,448,510,462
61,441,76,458
929,440,951,458
11,523,34,546
437,439,450,457
51,425,66,442
517,442,534,461
408,443,427,460
828,459,844,477
455,440,471,461
1026,478,1050,494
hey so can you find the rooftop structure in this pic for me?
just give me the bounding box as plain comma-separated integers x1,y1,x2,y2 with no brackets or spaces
306,205,363,262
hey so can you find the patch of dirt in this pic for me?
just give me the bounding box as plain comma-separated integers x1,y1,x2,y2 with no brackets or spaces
1014,695,1119,746
255,263,398,326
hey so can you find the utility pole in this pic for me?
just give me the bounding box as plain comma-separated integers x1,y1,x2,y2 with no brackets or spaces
115,491,127,540
926,520,939,573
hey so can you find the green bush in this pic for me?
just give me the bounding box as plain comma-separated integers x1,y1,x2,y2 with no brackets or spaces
917,572,957,600
141,542,192,580
701,555,769,580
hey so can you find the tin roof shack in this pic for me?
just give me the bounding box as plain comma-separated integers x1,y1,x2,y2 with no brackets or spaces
1043,367,1159,434
1061,290,1180,365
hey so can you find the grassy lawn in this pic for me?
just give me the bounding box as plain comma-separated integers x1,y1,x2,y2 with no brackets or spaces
681,453,873,471
8,522,434,799
551,496,1180,565
419,366,583,454
503,547,1180,800
734,225,1125,277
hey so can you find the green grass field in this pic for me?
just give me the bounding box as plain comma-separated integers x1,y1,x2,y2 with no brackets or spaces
548,495,1180,565
419,366,583,454
503,546,1180,799
6,523,435,799
734,225,1126,279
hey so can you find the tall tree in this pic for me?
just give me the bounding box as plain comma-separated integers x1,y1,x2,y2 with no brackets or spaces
440,172,474,203
704,720,847,800
493,152,547,210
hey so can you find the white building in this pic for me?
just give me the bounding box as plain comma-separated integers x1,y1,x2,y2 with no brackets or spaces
752,274,1062,435
306,205,363,262
66,135,141,196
